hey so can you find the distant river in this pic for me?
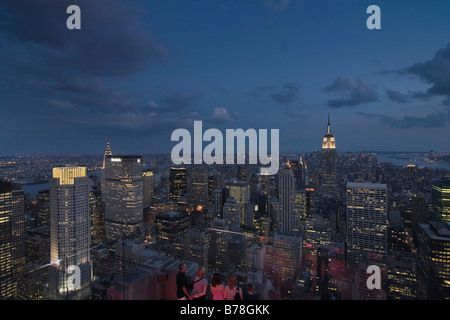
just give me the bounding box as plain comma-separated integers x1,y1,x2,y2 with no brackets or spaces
374,152,450,171
21,170,102,201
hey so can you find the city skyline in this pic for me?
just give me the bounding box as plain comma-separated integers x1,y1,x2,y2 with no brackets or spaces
1,1,450,156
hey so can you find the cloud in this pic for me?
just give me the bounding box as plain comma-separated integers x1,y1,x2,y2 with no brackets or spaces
324,76,378,108
385,89,411,104
251,82,304,118
357,108,450,129
405,43,450,97
269,82,301,107
49,99,73,110
1,0,168,78
209,107,240,124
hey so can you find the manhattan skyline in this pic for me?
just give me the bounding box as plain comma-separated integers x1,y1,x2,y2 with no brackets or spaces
1,0,450,156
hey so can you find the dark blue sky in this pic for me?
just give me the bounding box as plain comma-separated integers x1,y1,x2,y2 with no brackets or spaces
1,0,450,155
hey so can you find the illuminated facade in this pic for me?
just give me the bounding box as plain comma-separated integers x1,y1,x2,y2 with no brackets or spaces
416,221,450,300
432,176,450,223
321,113,338,196
169,167,187,201
387,253,417,300
223,196,241,232
226,180,250,227
346,182,388,268
190,167,209,208
154,210,190,254
209,218,230,272
0,181,25,299
278,168,296,234
143,169,154,208
36,189,50,227
101,141,113,197
265,233,302,285
90,188,104,244
49,167,91,300
104,155,143,242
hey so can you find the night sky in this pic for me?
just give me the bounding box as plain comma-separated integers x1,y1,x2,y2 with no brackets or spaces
1,0,450,155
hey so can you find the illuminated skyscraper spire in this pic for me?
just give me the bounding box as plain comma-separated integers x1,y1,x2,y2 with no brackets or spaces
322,112,335,149
321,113,337,196
103,141,113,169
102,141,113,199
327,111,331,134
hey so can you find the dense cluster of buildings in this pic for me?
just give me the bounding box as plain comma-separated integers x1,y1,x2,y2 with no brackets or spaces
1,116,449,300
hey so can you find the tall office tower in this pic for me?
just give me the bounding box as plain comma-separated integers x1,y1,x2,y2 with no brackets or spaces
208,170,223,204
48,167,91,300
346,182,388,268
104,155,143,242
287,157,304,189
209,218,230,273
90,187,105,244
238,165,248,181
214,187,228,220
169,167,187,201
265,233,302,285
228,234,247,272
190,167,209,208
406,164,418,191
143,169,154,208
255,194,270,237
101,141,113,195
0,181,25,299
412,192,427,240
223,196,241,232
416,221,450,300
226,181,250,227
260,173,270,196
184,227,211,269
303,159,309,186
154,210,190,254
36,189,50,227
386,253,417,300
278,167,297,234
321,113,337,196
293,190,307,232
431,176,450,223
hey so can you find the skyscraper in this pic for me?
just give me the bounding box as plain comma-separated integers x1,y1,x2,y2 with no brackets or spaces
36,189,50,227
190,167,209,208
0,181,25,299
154,210,190,255
416,221,450,300
169,167,187,201
223,196,241,232
226,180,250,227
321,113,338,196
278,167,296,234
346,182,388,268
237,165,248,181
101,141,113,196
432,176,450,223
143,169,154,208
104,155,143,242
90,187,104,244
287,157,304,190
48,167,91,300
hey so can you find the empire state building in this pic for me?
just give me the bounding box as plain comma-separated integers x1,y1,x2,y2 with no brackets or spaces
321,113,337,196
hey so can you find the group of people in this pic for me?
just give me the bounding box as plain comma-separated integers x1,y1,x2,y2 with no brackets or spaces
176,263,261,301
